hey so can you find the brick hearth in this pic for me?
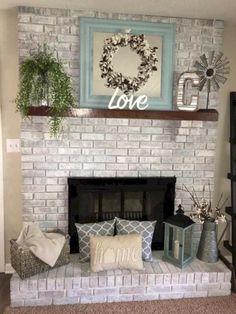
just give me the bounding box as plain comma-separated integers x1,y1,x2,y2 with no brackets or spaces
10,252,231,307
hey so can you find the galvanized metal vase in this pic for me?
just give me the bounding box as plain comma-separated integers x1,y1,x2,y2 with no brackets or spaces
196,220,218,263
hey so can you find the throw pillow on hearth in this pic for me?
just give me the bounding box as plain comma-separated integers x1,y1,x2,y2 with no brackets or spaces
115,217,156,261
75,219,115,262
90,233,144,272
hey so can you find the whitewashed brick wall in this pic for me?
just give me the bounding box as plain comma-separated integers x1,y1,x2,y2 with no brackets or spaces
18,7,223,251
21,117,217,252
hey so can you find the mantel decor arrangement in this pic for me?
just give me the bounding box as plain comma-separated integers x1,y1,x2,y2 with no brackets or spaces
19,20,221,123
16,44,75,136
183,184,227,263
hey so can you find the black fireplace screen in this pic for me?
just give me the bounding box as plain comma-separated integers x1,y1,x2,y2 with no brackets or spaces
68,177,176,253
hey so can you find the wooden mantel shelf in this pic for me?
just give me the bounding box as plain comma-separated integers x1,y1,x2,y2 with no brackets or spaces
28,106,218,121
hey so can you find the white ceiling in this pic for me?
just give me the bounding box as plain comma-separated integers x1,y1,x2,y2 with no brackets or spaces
1,0,236,25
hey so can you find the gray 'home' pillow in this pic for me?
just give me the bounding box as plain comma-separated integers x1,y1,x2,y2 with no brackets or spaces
75,220,115,262
115,217,156,261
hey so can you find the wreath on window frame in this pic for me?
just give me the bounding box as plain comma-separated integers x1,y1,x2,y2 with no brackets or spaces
99,33,158,95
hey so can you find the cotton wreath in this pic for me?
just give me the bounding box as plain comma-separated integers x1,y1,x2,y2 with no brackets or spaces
99,33,158,95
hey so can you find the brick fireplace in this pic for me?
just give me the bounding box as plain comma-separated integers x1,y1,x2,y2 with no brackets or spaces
18,8,222,254
9,6,232,307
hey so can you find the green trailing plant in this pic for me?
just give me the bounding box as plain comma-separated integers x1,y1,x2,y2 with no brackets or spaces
16,44,75,136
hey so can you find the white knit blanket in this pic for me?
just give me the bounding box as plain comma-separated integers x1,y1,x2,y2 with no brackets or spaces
16,223,65,267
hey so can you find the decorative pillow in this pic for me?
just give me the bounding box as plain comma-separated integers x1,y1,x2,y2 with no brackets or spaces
90,234,144,272
75,220,115,262
115,217,156,261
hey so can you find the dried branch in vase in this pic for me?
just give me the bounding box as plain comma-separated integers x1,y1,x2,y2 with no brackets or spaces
182,184,227,224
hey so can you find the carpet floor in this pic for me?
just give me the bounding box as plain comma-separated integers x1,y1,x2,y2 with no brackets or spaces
4,295,236,314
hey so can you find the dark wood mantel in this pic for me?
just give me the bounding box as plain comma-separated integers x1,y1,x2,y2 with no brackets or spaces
28,106,218,121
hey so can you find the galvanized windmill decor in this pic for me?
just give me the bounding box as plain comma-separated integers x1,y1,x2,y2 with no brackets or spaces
194,51,230,109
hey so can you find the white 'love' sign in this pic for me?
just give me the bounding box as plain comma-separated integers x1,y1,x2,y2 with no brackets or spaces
108,88,149,110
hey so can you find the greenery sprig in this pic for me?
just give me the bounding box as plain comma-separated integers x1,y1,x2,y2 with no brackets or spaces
16,44,75,136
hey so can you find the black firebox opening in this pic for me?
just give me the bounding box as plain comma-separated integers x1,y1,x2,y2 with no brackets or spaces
68,176,176,253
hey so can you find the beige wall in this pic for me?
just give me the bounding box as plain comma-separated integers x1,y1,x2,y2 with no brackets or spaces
214,24,236,246
0,8,22,264
0,78,4,272
215,24,236,204
0,9,235,264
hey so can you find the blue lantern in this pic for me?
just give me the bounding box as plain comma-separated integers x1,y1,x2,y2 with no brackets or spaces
163,204,195,268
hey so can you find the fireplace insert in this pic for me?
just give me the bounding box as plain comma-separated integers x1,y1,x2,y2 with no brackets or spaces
68,176,176,253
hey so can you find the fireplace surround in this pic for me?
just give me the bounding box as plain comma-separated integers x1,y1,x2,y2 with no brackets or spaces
68,176,176,253
19,8,221,253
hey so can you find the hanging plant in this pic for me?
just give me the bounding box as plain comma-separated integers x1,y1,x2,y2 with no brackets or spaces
16,44,75,136
99,33,158,95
